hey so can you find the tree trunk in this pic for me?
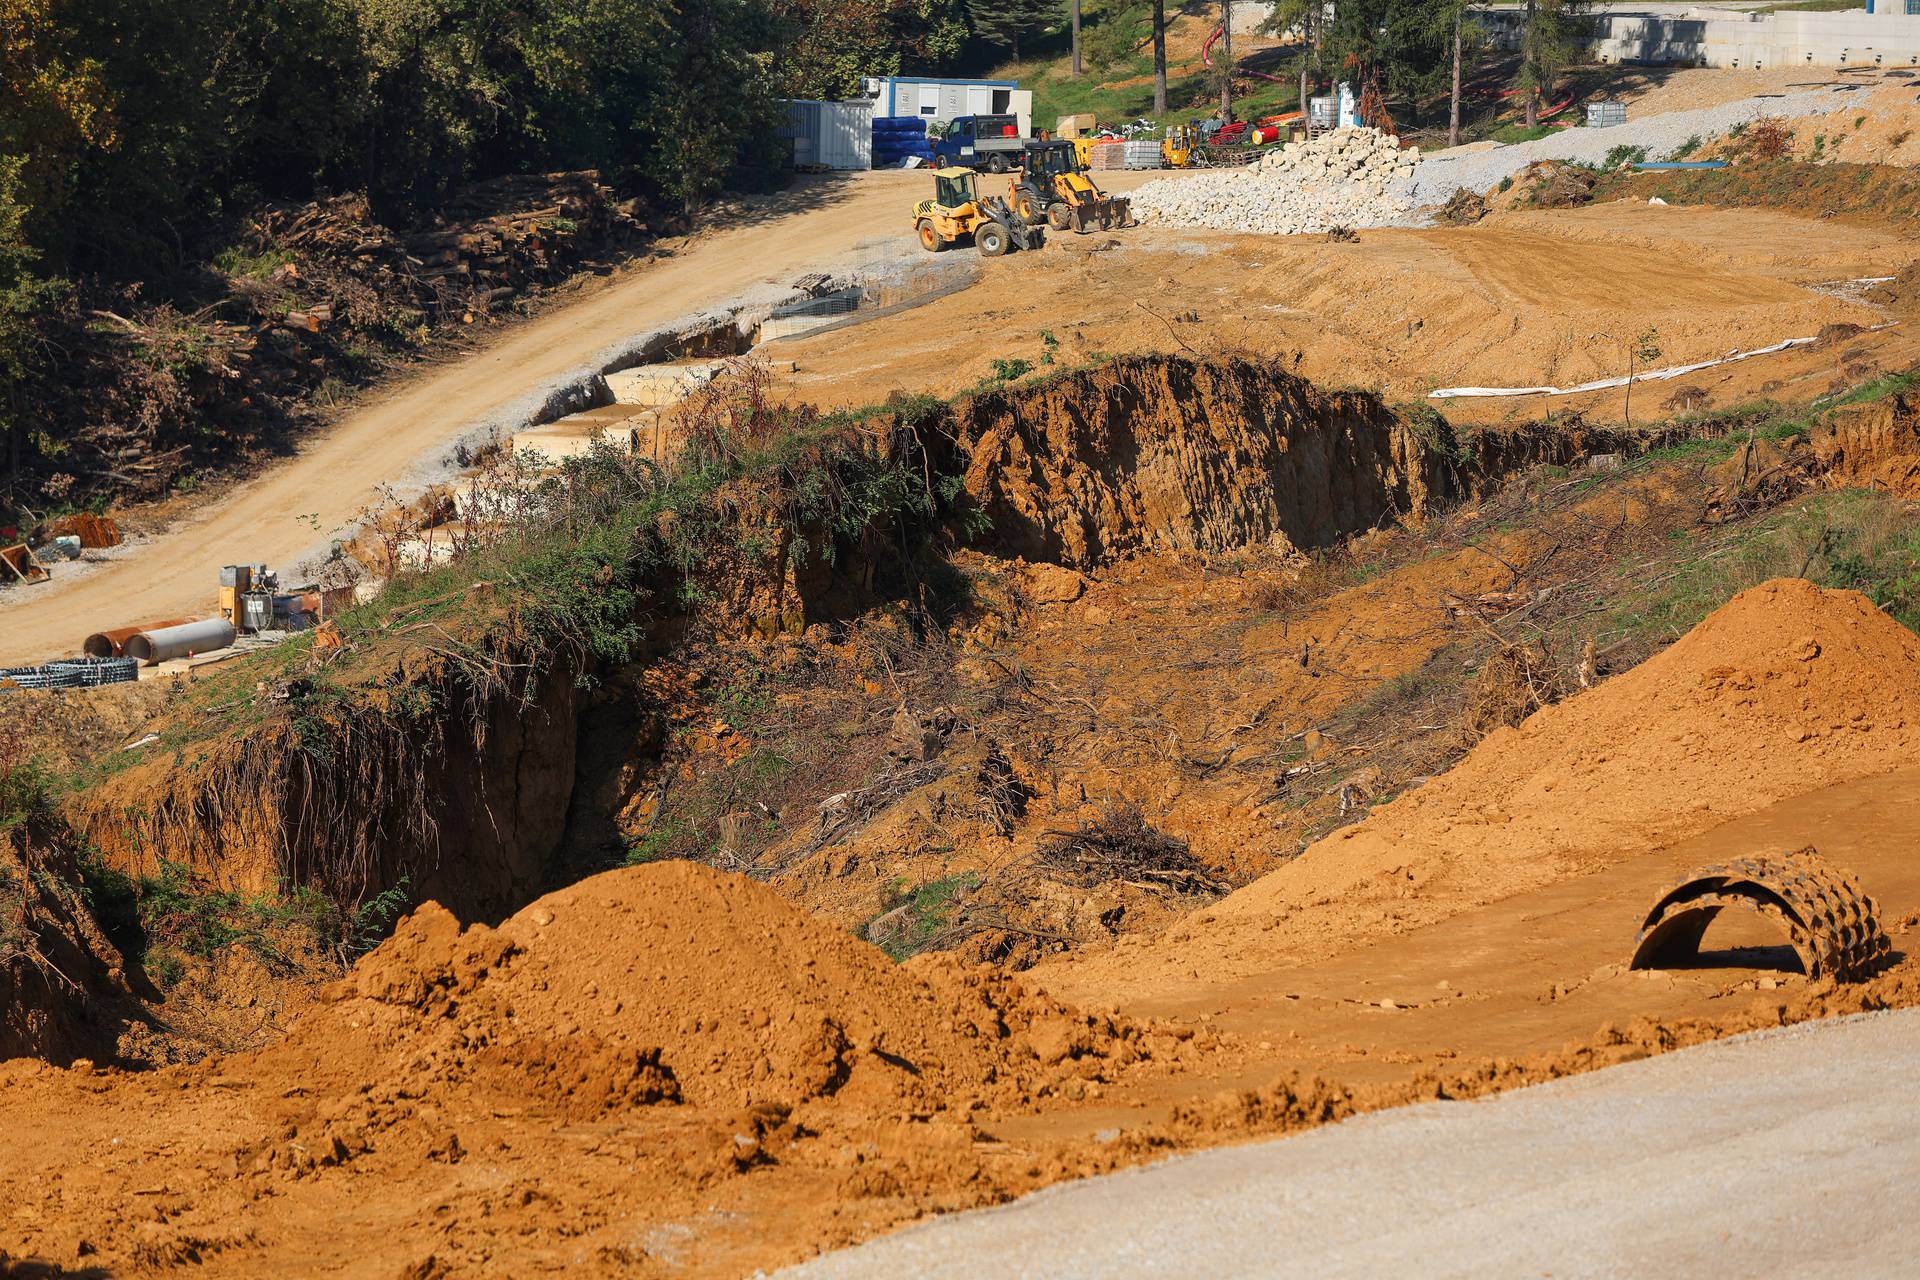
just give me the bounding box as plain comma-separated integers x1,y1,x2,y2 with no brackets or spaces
1153,0,1168,115
1220,0,1235,123
1449,8,1463,148
1296,3,1311,139
1071,0,1082,76
1523,0,1539,128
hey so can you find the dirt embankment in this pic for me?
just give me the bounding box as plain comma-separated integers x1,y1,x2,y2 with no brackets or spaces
60,358,1475,910
0,862,1206,1276
1049,578,1920,1003
10,582,1920,1276
953,357,1445,568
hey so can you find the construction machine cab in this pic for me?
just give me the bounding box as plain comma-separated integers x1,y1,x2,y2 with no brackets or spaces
1162,123,1198,169
934,168,978,210
1024,141,1080,182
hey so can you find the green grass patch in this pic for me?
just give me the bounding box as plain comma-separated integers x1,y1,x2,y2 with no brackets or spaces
867,871,980,962
211,245,296,279
1491,123,1561,146
1594,489,1920,647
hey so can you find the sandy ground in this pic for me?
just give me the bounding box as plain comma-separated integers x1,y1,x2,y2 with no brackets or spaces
764,200,1920,427
786,1008,1920,1279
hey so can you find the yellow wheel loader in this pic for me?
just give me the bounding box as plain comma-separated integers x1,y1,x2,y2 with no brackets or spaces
913,167,1044,257
1011,141,1131,233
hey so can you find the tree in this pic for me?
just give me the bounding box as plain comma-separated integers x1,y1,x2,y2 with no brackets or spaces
1071,0,1082,75
1152,0,1166,113
1411,0,1482,147
1517,0,1588,127
969,0,1058,63
1268,1,1447,135
1218,0,1233,122
1261,0,1321,136
768,0,968,100
0,157,67,494
1082,0,1166,115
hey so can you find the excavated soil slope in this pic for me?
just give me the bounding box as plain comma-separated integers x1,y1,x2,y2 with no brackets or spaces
0,862,1197,1276
11,586,1920,1276
1049,579,1920,1002
956,357,1444,567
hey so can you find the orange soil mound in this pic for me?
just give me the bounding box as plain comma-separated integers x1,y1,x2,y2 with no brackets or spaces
249,861,1156,1128
1053,579,1920,996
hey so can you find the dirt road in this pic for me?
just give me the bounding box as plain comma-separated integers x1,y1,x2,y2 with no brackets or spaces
788,1008,1920,1279
0,171,929,667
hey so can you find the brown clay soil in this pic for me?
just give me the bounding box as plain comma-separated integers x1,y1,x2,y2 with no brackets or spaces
8,583,1920,1276
10,86,1920,1277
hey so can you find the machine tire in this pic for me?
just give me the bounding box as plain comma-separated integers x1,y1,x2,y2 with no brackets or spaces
917,220,943,253
987,152,1011,174
934,152,951,169
975,222,1010,257
1048,204,1072,231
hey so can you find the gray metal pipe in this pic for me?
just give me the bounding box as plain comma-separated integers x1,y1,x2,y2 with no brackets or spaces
83,618,194,659
124,618,236,666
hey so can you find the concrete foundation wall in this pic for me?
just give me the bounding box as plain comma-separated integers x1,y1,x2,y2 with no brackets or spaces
1487,9,1920,70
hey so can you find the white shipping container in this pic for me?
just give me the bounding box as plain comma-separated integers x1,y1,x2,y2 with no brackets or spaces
781,100,873,171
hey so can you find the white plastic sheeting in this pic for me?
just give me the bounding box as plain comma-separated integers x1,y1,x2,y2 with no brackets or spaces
1429,325,1897,400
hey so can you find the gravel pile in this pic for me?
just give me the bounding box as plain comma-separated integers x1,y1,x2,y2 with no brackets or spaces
1130,128,1420,235
1405,86,1850,205
1131,85,1856,238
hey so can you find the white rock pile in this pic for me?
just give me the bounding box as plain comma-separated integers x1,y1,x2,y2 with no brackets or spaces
1130,127,1421,236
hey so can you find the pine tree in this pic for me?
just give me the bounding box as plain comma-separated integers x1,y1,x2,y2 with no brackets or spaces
969,0,1060,63
1518,0,1588,127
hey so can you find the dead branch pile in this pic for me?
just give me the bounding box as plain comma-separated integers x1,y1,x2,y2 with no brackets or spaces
250,171,650,333
12,173,657,515
973,743,1030,837
1521,162,1598,210
1436,188,1488,225
1460,639,1569,740
1035,803,1225,896
803,758,949,855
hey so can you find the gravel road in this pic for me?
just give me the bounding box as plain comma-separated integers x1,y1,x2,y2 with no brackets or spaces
1407,85,1854,204
0,172,926,667
785,1009,1920,1279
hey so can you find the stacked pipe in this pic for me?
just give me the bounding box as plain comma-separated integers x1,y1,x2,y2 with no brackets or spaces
122,619,237,665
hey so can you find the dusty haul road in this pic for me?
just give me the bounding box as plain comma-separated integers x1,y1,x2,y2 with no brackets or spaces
788,1010,1920,1280
0,172,928,668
